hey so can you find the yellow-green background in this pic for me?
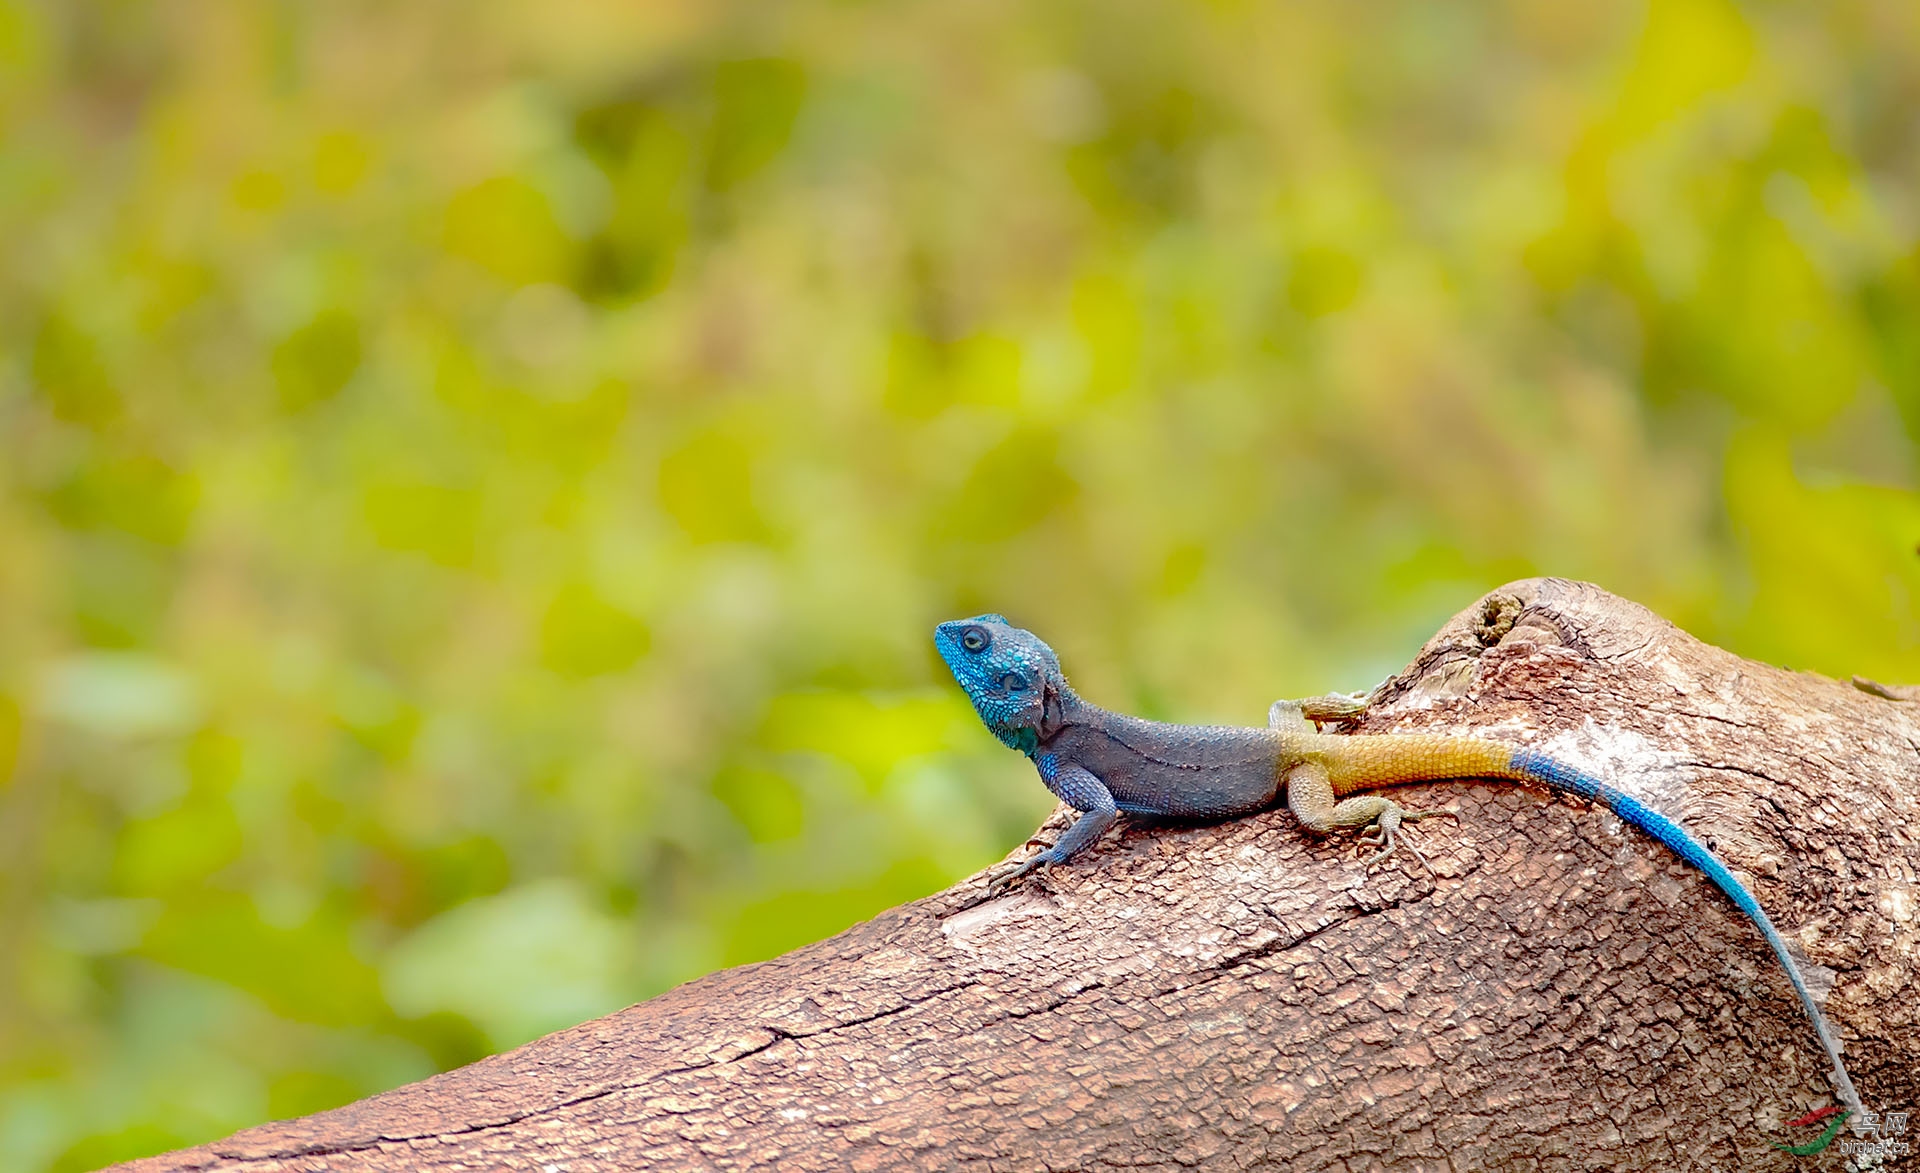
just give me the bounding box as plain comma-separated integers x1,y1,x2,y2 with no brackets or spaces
3,1,1918,1167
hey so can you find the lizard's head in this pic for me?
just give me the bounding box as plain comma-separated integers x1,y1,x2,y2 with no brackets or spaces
934,614,1063,755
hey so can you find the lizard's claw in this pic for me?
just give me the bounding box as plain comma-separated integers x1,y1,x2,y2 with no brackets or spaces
1359,804,1458,870
985,853,1052,896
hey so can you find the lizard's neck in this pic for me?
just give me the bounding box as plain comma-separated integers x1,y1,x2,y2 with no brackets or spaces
988,676,1085,758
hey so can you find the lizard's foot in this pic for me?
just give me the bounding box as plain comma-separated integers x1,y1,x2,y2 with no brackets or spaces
1269,690,1374,731
1357,804,1458,869
985,852,1054,896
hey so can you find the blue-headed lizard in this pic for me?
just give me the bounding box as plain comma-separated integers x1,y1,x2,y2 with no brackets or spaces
935,613,1863,1121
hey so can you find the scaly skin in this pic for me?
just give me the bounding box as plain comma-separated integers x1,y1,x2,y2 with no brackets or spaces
934,614,1863,1118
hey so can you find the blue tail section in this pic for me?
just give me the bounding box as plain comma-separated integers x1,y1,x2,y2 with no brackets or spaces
1506,748,1861,1113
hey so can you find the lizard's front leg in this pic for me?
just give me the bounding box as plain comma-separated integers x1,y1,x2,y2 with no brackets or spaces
1284,760,1454,867
987,757,1117,894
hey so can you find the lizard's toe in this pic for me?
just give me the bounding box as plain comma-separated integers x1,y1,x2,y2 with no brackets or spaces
1361,828,1400,867
1359,804,1445,871
1362,827,1430,869
985,854,1051,895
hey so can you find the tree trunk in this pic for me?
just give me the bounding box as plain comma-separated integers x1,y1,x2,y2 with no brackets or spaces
117,580,1920,1172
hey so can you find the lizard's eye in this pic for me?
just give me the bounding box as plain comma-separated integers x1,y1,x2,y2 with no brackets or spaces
1000,673,1024,691
961,628,989,653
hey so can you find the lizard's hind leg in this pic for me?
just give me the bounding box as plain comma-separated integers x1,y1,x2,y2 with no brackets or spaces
1284,761,1455,869
1268,691,1372,733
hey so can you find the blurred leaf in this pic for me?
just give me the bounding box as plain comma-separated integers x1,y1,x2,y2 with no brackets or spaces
66,536,175,648
0,691,20,785
444,176,574,286
538,582,650,677
710,763,806,842
759,690,955,790
1287,247,1364,318
312,130,371,196
705,58,807,192
574,98,692,301
359,479,481,567
138,896,387,1028
45,897,161,955
271,311,361,411
114,799,241,894
657,424,765,544
722,857,945,966
30,313,119,428
932,427,1079,546
1614,0,1753,136
42,451,198,546
380,879,634,1049
38,654,201,739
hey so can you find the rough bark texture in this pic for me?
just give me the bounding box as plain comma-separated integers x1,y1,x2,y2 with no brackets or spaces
118,580,1920,1172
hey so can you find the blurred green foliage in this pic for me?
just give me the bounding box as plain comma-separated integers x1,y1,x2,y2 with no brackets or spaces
2,1,1918,1167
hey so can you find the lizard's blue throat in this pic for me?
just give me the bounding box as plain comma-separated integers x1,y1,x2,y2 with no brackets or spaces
993,724,1040,757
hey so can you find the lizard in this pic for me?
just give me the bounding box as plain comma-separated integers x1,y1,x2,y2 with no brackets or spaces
934,613,1864,1120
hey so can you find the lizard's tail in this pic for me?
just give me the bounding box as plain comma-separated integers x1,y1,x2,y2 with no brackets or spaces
1507,746,1864,1118
1311,732,1517,794
1309,731,1863,1115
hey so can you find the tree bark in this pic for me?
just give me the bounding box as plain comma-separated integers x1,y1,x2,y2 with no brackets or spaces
118,579,1920,1172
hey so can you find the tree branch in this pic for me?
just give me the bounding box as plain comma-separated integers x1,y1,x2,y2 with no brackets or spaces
118,579,1920,1172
